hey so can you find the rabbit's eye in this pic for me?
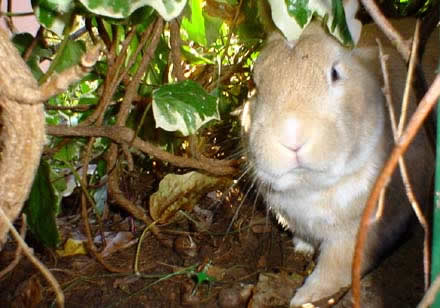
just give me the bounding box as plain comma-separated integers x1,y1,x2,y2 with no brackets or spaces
330,66,340,83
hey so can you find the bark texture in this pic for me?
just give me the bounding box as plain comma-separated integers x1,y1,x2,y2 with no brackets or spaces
0,27,45,248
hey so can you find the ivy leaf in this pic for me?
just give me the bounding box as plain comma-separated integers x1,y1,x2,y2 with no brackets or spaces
78,0,187,21
53,40,86,73
269,0,357,46
24,160,60,248
330,0,352,45
152,80,220,136
32,0,75,36
286,0,312,27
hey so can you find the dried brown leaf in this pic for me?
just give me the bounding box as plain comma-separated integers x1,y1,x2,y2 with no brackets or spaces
149,171,232,224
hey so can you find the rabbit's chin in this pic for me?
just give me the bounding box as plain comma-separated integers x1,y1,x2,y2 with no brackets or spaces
255,168,306,191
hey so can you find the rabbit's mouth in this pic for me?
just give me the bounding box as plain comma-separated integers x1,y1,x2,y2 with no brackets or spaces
254,162,317,192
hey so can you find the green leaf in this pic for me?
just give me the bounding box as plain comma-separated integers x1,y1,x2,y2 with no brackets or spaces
26,59,45,80
93,185,108,215
330,0,352,45
49,168,68,195
235,0,265,42
53,141,81,162
286,0,312,27
181,0,207,46
146,37,170,84
78,0,186,21
152,80,220,136
269,0,355,46
96,159,107,177
33,0,75,36
203,11,223,45
25,160,60,248
54,40,86,73
130,6,156,30
12,32,52,59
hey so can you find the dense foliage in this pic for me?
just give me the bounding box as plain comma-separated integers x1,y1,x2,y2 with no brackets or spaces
6,0,434,247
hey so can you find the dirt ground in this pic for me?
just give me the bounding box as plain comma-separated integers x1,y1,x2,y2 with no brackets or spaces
0,186,426,308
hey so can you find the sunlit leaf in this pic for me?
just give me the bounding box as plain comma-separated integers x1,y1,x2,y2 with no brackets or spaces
181,0,207,46
78,0,186,21
268,0,357,46
152,80,220,136
33,0,75,36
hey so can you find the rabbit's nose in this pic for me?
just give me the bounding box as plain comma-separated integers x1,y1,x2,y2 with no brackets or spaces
278,118,307,152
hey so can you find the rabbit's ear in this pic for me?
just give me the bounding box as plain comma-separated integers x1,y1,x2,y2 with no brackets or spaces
344,0,362,45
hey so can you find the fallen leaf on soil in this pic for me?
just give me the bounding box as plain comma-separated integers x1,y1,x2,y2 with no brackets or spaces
56,238,87,257
149,171,232,224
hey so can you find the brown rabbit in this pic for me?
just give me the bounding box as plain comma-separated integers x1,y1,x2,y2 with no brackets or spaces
242,9,437,307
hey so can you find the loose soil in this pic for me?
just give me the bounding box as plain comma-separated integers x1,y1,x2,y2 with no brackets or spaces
0,181,425,308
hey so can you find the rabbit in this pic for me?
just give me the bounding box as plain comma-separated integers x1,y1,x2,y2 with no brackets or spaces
241,10,436,308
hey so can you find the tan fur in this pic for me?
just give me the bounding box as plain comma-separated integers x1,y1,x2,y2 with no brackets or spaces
243,18,436,306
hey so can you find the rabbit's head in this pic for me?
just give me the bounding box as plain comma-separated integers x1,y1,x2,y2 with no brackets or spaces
244,22,386,192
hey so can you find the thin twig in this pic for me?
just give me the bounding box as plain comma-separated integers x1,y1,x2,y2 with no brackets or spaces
0,214,26,278
360,0,436,149
85,18,98,45
352,74,440,308
374,187,386,220
80,22,151,126
79,185,129,273
134,221,158,275
0,208,64,307
170,18,185,81
377,35,430,289
360,0,411,61
4,0,16,33
106,18,166,245
23,27,43,62
215,0,244,86
44,104,94,112
75,25,140,265
96,18,112,51
397,20,421,136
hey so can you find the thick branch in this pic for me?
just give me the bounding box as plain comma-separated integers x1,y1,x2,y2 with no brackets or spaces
0,43,102,105
46,125,239,176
